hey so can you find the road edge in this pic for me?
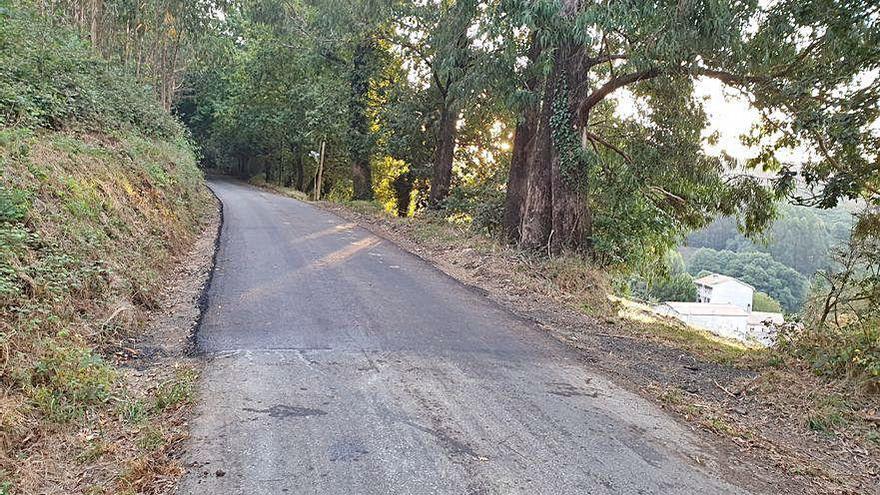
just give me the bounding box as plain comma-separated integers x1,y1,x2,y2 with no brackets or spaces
189,180,225,356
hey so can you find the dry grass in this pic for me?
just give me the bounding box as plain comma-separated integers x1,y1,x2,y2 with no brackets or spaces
0,128,212,494
246,176,310,202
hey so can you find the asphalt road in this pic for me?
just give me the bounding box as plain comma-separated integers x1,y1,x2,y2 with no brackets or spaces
177,178,749,494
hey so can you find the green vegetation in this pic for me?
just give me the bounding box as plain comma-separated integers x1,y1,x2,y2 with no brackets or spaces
0,2,182,136
620,251,698,304
753,292,783,313
687,204,855,276
0,2,211,492
152,367,198,413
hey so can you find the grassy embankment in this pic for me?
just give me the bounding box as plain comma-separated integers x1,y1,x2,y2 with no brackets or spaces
1,5,211,493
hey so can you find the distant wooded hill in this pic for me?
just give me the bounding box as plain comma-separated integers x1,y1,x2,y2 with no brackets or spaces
680,203,857,311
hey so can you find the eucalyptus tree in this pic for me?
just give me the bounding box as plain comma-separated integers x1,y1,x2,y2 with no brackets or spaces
498,0,880,259
177,0,352,187
37,0,219,110
298,0,397,200
391,0,488,206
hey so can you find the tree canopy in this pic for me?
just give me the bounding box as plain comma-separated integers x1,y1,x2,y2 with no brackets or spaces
42,0,861,279
170,0,880,273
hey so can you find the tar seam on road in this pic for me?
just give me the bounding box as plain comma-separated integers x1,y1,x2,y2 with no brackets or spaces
188,181,225,357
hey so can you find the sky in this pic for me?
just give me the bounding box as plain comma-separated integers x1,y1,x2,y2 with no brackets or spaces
615,78,811,166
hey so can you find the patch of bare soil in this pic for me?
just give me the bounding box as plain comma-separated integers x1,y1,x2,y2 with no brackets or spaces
115,191,222,493
126,192,220,366
321,202,879,495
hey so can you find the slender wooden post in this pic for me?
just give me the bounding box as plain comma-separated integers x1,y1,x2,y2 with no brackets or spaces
315,140,326,201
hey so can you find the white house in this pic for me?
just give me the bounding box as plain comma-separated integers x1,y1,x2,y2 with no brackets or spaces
653,272,786,346
654,302,750,341
694,273,754,312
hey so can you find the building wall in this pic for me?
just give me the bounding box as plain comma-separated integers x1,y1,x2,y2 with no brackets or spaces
679,313,749,340
697,285,712,303
655,304,759,344
705,281,752,312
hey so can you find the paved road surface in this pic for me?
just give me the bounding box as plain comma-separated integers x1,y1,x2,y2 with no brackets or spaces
178,178,748,494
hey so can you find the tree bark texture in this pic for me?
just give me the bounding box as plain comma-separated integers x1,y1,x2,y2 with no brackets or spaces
503,35,542,242
428,103,459,207
503,39,592,254
502,116,534,241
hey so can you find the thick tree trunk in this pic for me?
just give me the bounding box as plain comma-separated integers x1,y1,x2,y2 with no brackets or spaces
503,34,541,242
428,103,459,208
505,42,592,254
349,39,374,201
550,45,590,253
518,68,556,250
392,172,414,217
503,113,535,241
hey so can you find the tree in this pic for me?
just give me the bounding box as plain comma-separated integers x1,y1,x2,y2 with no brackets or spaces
306,0,396,200
37,0,217,110
753,292,783,313
685,203,858,277
496,0,879,256
176,0,880,279
812,216,880,328
349,36,378,200
390,0,497,207
625,251,697,303
177,0,394,199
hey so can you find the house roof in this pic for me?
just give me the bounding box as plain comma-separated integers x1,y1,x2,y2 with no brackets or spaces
660,302,749,317
693,273,755,291
748,311,785,325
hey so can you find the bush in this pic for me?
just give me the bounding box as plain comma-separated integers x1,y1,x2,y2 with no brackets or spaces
783,218,880,383
0,186,29,223
622,251,697,303
778,321,880,385
754,291,783,312
0,3,181,138
28,338,116,422
444,174,506,234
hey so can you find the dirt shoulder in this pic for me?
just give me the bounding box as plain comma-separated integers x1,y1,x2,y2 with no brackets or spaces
318,200,879,495
116,190,221,493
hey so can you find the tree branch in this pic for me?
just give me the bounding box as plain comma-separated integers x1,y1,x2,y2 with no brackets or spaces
585,130,632,164
692,68,767,85
586,53,628,68
580,67,661,119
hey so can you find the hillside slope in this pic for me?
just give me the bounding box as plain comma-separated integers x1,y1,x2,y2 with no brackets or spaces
1,4,212,493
